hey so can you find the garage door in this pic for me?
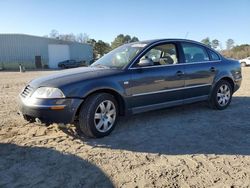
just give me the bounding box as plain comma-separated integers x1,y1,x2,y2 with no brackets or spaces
48,44,70,68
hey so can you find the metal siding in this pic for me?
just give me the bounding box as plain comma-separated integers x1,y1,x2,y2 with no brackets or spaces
69,43,93,64
0,35,49,69
0,34,93,69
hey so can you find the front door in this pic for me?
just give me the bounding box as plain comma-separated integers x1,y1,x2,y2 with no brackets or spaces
128,43,185,112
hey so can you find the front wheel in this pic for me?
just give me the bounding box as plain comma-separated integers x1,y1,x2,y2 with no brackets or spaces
209,80,233,110
78,93,118,138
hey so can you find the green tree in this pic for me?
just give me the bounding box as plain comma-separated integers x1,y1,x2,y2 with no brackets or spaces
201,37,211,47
95,40,111,57
226,39,235,50
111,34,139,49
111,34,126,49
131,36,139,42
88,39,96,46
88,39,111,59
211,39,219,49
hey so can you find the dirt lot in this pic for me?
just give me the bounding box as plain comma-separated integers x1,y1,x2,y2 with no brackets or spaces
0,68,250,188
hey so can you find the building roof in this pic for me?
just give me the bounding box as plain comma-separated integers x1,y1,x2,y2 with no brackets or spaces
0,33,91,46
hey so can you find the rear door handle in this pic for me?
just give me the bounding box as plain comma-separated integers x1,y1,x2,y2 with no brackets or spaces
210,67,216,72
176,70,184,76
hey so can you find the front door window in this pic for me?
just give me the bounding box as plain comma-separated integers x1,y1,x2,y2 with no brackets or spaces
134,43,179,67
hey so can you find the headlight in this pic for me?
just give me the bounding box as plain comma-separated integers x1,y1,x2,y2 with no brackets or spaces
31,87,65,99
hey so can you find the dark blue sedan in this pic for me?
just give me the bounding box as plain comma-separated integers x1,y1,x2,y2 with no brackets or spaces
19,39,242,138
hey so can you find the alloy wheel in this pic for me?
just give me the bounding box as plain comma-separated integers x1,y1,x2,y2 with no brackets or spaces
94,100,116,132
217,84,231,106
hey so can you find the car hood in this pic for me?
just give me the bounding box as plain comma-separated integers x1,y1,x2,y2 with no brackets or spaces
29,67,121,88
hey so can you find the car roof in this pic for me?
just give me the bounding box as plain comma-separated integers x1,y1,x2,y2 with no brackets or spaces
134,38,207,46
133,38,220,55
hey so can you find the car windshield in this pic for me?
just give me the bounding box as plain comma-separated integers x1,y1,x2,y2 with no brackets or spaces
91,43,147,69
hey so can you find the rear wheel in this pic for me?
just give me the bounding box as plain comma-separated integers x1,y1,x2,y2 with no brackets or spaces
78,93,118,138
209,80,233,110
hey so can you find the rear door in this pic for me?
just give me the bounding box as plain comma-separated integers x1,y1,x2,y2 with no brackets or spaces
180,42,218,99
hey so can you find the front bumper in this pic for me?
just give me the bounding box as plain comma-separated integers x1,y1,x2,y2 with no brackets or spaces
18,95,83,124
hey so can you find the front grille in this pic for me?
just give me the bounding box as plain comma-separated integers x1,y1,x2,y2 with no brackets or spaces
21,85,33,98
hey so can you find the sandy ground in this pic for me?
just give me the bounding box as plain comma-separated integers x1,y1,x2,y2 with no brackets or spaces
0,68,250,188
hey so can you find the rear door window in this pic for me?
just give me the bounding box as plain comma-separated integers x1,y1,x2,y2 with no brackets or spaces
208,50,220,61
181,43,209,63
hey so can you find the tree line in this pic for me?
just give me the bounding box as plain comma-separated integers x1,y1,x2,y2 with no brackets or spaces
201,37,250,59
46,30,250,60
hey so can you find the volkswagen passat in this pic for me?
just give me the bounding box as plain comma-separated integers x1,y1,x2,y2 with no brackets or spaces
19,39,242,138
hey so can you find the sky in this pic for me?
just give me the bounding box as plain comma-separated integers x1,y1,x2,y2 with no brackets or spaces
0,0,249,47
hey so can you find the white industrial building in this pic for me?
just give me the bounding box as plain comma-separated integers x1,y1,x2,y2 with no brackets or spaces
0,34,93,69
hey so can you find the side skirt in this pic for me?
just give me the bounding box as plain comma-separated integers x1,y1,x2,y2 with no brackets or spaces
131,95,209,114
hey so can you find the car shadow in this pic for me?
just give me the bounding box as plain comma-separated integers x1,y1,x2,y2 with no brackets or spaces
61,96,250,156
0,143,114,187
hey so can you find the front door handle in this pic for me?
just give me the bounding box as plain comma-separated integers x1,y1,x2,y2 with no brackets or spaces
176,70,184,76
210,67,216,72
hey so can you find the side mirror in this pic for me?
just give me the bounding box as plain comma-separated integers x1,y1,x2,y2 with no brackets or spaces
138,58,154,67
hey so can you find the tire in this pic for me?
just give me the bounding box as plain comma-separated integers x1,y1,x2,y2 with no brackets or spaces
241,62,246,67
22,114,35,123
209,80,233,110
78,93,118,138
